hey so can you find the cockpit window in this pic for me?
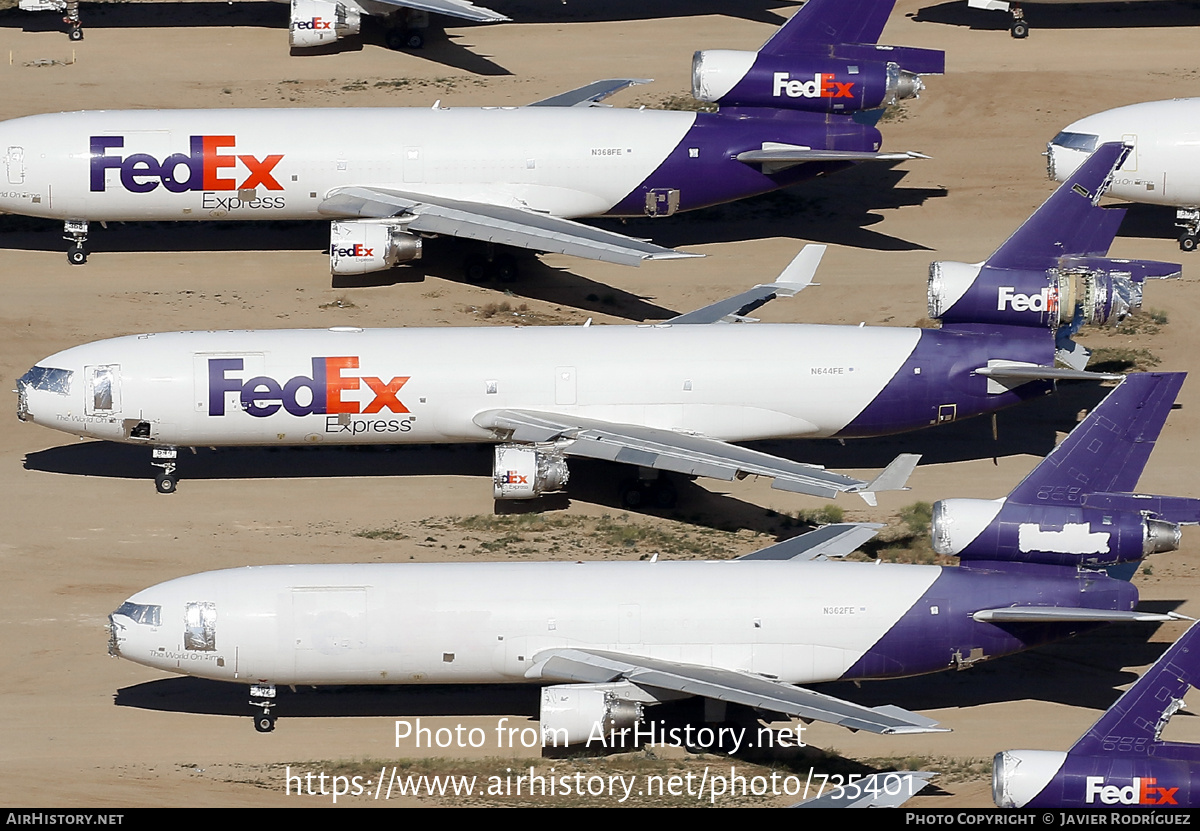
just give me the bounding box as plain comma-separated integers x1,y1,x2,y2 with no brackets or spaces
18,366,72,395
113,601,161,627
1051,132,1099,153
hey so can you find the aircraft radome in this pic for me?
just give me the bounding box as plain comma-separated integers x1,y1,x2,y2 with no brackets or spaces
17,0,507,50
0,0,943,279
1047,98,1200,252
995,619,1200,808
15,144,1178,502
106,371,1198,734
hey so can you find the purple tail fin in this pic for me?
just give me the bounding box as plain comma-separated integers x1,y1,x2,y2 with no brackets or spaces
1070,620,1200,760
1007,373,1184,505
986,143,1129,271
759,0,896,52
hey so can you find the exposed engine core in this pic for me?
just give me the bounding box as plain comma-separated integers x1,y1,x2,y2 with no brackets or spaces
931,498,1181,567
289,0,361,49
540,683,645,746
927,259,1154,329
992,750,1067,809
493,444,569,500
328,220,422,276
691,50,925,113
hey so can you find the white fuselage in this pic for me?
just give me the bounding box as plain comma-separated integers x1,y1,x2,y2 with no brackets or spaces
0,108,694,222
20,324,921,447
110,561,941,687
1048,99,1200,209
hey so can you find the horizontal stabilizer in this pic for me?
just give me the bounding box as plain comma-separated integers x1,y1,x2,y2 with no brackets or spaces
736,523,884,561
530,79,651,108
792,771,937,808
1059,256,1183,282
529,647,948,735
1082,492,1200,525
374,0,510,23
669,245,824,324
975,362,1122,394
973,607,1179,624
737,146,929,174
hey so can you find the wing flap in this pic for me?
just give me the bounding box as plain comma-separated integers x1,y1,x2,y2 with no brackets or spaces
370,0,510,23
319,186,698,266
528,648,947,735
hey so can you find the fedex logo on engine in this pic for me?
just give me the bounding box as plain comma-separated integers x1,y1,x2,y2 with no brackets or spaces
295,16,332,30
90,136,284,194
772,72,854,99
330,243,374,258
997,286,1057,314
500,471,529,485
208,357,409,418
1085,776,1179,806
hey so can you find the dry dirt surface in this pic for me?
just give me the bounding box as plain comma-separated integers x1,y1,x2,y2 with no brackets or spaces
2,0,1200,809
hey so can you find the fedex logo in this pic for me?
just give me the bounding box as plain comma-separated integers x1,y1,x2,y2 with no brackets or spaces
1085,776,1178,806
500,471,529,485
208,357,409,418
997,286,1056,314
295,17,332,30
772,72,854,99
90,136,284,194
330,243,374,258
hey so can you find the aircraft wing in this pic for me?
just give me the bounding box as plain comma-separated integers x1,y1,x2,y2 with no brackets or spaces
369,0,510,23
527,648,948,735
735,523,884,561
530,80,651,108
476,408,919,502
319,187,697,266
668,245,824,324
792,771,937,808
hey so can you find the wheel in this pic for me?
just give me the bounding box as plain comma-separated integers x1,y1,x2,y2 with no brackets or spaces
463,254,490,283
403,30,424,49
619,481,647,509
254,715,275,733
650,480,677,509
154,474,177,494
489,254,518,283
1010,20,1029,38
385,29,405,50
67,245,87,265
1180,233,1197,252
68,27,83,41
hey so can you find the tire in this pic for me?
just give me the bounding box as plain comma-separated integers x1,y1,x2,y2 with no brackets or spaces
1010,20,1029,38
490,254,518,283
651,480,677,509
254,715,275,733
155,474,177,494
1180,233,1197,253
463,255,489,283
67,246,87,265
385,29,405,50
69,27,83,41
620,481,646,509
403,30,424,49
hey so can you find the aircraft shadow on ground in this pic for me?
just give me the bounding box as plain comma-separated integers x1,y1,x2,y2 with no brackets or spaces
1113,203,1186,242
913,0,1200,31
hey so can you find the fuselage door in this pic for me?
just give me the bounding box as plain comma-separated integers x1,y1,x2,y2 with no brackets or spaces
5,146,24,185
1121,133,1138,172
84,364,121,416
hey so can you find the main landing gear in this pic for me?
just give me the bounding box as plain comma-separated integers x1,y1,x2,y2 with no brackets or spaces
619,473,678,510
151,446,178,494
63,219,88,265
251,685,277,733
1178,208,1199,252
384,9,428,51
463,249,519,283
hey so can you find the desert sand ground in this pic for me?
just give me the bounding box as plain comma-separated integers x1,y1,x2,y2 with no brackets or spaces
2,0,1200,808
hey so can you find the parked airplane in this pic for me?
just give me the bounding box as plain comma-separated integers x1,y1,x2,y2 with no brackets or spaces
964,0,1168,39
0,0,943,277
16,0,506,49
15,144,1178,502
1047,99,1200,252
106,372,1197,734
994,619,1200,808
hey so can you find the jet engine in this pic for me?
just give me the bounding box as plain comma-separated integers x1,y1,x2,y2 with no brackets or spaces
289,0,361,49
493,444,569,500
328,221,422,276
540,683,645,747
691,51,928,113
931,498,1181,568
992,750,1067,809
927,257,1180,330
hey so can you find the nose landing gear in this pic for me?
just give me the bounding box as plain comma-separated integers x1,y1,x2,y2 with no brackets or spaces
63,219,88,265
151,446,178,494
251,685,277,733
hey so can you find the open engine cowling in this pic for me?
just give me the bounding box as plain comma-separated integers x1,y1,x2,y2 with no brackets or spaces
290,0,360,49
328,221,422,276
691,50,925,113
540,683,645,747
932,498,1181,568
493,444,569,500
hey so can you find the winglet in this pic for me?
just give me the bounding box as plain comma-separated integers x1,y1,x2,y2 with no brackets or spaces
854,453,921,506
530,79,652,108
668,245,824,324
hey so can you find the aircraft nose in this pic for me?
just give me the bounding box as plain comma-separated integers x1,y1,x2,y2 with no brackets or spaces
15,364,75,424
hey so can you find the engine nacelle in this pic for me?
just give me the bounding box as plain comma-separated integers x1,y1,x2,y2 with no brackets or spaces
540,683,644,747
493,444,569,500
328,221,421,276
992,750,1067,809
932,499,1181,567
290,0,360,49
691,50,925,113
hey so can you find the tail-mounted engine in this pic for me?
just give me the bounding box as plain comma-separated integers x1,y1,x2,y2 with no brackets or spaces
290,0,361,48
927,257,1180,330
493,444,569,500
328,221,422,276
540,683,645,747
931,498,1182,569
691,43,942,114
